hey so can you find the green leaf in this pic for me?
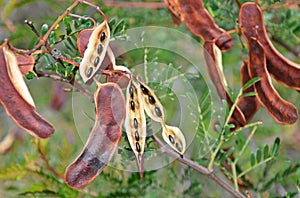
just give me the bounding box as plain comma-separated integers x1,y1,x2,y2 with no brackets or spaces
41,24,49,37
250,153,255,167
63,17,71,35
24,71,38,80
256,149,262,163
263,144,269,160
239,91,257,98
242,77,261,90
49,31,56,45
272,137,280,156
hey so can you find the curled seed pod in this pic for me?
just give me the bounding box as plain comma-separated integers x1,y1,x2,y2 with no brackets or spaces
137,79,165,123
16,54,35,75
65,83,125,189
239,2,300,91
0,44,54,138
229,61,260,129
203,41,246,126
164,0,233,51
247,38,298,124
124,80,146,178
162,124,186,155
79,20,110,83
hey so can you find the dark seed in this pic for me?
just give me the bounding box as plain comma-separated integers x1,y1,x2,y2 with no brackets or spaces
175,143,182,152
87,67,93,77
133,118,138,129
94,56,100,66
97,44,103,54
135,131,139,141
129,86,134,98
169,135,175,144
140,84,149,95
155,107,162,117
136,142,141,152
100,32,106,42
130,101,135,111
148,95,155,104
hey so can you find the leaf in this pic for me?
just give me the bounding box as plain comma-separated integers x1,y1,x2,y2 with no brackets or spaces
263,144,269,160
24,71,38,80
256,148,262,163
239,91,257,98
41,24,49,37
242,77,260,90
49,31,56,45
250,153,255,167
271,137,280,156
63,17,71,35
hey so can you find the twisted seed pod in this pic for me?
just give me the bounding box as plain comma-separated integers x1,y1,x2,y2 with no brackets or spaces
239,2,300,91
137,79,165,123
79,21,110,83
0,44,54,138
65,82,125,189
203,41,246,126
125,80,146,178
247,38,298,124
137,78,186,154
229,61,260,129
164,0,233,51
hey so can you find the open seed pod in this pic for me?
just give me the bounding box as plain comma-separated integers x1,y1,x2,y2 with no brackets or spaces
162,124,186,155
79,20,110,83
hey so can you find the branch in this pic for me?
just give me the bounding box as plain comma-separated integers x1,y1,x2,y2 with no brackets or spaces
271,36,300,59
152,135,246,198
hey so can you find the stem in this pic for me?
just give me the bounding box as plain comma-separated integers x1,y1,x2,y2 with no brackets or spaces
231,161,239,191
152,135,246,198
238,157,273,178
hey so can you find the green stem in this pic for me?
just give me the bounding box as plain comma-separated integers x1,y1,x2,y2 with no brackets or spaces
238,157,273,178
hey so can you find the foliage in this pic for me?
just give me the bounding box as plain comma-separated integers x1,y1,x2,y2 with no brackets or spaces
0,0,300,197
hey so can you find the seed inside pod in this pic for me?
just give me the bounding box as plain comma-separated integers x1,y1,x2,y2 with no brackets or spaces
87,67,93,77
133,118,138,129
129,86,134,98
169,135,175,144
175,143,182,153
130,101,135,111
97,44,103,54
140,84,149,95
136,142,141,152
100,32,106,42
148,95,155,104
135,131,139,141
94,56,100,66
155,107,162,117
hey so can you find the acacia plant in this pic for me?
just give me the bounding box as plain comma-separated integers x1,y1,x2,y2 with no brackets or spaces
0,0,300,197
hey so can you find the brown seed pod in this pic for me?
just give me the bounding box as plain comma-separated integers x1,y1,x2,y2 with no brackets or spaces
239,2,300,91
164,0,233,51
16,54,35,75
229,61,260,129
125,80,146,178
0,44,54,138
203,41,247,126
65,82,125,189
79,21,110,83
247,38,298,124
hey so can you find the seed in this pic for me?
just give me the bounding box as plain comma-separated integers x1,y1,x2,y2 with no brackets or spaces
130,101,135,111
133,118,138,129
136,142,141,152
100,32,106,42
135,131,139,141
155,107,162,117
148,95,155,104
169,135,175,144
87,67,93,77
129,86,134,98
97,44,103,54
94,56,100,66
175,142,182,152
140,84,149,95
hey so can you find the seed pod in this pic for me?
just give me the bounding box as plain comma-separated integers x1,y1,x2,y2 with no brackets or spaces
247,38,298,124
137,79,165,123
65,82,125,189
124,80,146,177
79,21,110,83
203,41,246,126
162,124,186,155
0,44,54,138
239,2,300,91
16,54,35,75
164,0,233,51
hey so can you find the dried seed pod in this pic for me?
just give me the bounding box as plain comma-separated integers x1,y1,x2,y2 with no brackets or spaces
164,0,233,51
16,54,35,75
124,80,146,177
79,21,110,83
229,61,260,129
203,41,246,126
137,79,165,123
162,124,186,155
247,38,298,124
0,44,54,138
65,82,125,189
239,2,300,91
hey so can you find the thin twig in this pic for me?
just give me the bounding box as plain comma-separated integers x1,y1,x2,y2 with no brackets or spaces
271,36,300,59
103,0,165,9
152,135,246,198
